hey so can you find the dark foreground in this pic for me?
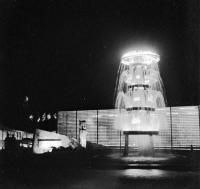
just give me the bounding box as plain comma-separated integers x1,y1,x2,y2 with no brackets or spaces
0,147,200,189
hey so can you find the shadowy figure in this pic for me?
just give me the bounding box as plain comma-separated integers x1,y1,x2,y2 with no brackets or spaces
5,133,18,151
11,134,17,150
5,132,11,150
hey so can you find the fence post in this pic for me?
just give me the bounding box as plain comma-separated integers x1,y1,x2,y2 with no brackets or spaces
120,131,121,154
76,110,77,139
170,107,173,150
198,106,200,148
124,133,129,156
97,110,99,144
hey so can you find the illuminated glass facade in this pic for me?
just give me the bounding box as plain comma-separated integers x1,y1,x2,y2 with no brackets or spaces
58,106,200,150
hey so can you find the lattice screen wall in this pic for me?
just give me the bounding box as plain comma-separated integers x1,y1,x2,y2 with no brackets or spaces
171,106,200,148
58,106,200,149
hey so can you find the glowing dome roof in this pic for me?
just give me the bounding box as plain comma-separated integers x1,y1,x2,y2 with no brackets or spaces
121,50,160,65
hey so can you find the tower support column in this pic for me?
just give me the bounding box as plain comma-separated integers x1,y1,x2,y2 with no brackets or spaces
124,133,129,156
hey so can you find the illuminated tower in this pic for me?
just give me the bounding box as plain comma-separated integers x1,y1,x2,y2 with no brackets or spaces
115,50,166,132
115,50,166,156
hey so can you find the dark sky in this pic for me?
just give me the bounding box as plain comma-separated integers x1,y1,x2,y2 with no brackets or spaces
0,0,199,127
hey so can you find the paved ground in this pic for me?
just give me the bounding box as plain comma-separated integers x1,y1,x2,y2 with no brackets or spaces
0,149,200,188
1,168,200,189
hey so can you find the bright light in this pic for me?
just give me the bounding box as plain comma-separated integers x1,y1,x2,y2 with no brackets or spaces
42,113,46,122
133,97,140,101
122,169,166,178
47,114,51,120
29,115,34,120
131,117,141,124
25,96,29,102
121,50,160,65
53,113,57,119
37,117,40,122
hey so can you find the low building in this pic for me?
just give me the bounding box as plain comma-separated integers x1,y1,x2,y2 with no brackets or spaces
0,125,33,150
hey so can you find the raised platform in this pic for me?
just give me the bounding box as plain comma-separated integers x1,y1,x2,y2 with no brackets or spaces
107,152,190,170
123,131,159,156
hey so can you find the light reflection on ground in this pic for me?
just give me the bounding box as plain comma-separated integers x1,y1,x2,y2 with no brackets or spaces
1,168,200,188
122,156,172,162
120,169,199,179
122,169,170,178
109,152,177,163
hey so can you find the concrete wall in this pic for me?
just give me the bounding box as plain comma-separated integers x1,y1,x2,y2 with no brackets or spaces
33,129,70,154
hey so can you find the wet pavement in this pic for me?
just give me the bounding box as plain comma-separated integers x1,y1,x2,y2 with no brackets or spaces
0,150,200,188
1,168,200,189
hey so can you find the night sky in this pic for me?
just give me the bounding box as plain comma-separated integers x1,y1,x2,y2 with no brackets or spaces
0,0,199,129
